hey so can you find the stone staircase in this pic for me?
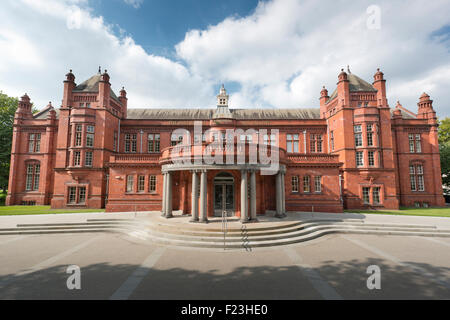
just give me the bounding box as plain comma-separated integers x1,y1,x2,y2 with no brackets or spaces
2,216,450,249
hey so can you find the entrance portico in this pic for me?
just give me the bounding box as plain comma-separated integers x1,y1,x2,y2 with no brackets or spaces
160,163,287,223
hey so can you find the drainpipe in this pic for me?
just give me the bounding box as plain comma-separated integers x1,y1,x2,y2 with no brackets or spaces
303,130,307,153
140,129,143,153
117,119,121,152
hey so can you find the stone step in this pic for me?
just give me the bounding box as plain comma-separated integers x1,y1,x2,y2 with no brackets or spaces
144,220,438,237
137,227,450,249
141,223,450,243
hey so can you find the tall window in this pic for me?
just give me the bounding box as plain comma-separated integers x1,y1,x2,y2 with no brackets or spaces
85,151,93,167
286,134,299,153
303,176,310,193
75,125,82,146
366,124,373,146
291,176,299,192
310,134,322,153
354,125,362,147
356,151,364,167
28,133,41,153
126,175,134,193
25,163,40,191
314,176,322,193
409,134,421,153
330,131,335,151
362,187,370,204
125,133,137,153
148,133,160,152
372,187,380,205
368,151,375,166
73,151,81,166
138,175,145,192
86,125,94,147
68,187,77,203
409,164,425,191
149,175,157,192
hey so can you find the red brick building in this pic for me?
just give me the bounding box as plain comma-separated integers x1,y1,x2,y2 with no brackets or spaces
6,67,445,220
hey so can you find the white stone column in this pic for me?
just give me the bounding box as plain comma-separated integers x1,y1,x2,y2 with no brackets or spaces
161,172,167,217
281,170,286,216
199,170,208,223
250,169,257,221
190,170,199,222
241,170,248,223
275,171,283,218
166,171,173,218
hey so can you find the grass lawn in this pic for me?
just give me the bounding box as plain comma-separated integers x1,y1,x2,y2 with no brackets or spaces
345,207,450,218
0,205,105,216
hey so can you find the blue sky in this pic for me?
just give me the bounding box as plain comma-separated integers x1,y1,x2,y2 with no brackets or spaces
0,0,449,117
89,0,262,58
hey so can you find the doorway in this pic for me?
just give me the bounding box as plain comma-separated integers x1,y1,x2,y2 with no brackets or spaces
213,172,234,217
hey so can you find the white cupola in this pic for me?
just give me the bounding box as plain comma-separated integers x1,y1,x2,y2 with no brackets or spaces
217,84,229,106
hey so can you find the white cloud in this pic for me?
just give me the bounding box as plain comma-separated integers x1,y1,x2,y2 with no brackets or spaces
176,0,450,115
0,0,213,109
0,0,449,118
123,0,144,9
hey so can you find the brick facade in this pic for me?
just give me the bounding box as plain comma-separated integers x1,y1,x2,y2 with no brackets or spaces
6,67,445,215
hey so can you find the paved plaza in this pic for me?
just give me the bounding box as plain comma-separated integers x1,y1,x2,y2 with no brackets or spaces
1,212,450,299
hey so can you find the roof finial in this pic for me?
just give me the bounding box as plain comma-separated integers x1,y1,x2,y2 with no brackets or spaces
347,65,351,74
98,66,101,74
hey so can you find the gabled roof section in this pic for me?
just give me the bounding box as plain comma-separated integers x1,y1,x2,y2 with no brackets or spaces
73,74,121,103
347,73,377,92
33,106,60,119
327,73,377,103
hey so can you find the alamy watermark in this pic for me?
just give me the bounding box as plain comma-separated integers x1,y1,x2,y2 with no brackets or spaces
169,121,280,175
366,5,381,30
66,265,81,290
366,265,381,290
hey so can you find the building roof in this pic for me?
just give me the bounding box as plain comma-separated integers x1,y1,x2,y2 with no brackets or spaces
33,106,417,121
73,74,121,103
126,108,321,120
328,73,377,102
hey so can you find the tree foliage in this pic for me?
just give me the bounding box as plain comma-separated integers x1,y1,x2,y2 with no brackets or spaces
0,91,18,192
438,117,450,194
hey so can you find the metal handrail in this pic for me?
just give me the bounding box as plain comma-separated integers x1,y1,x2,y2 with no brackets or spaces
222,209,227,250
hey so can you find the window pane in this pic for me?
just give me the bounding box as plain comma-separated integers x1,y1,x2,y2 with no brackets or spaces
33,164,40,190
68,187,76,203
291,176,299,192
138,175,145,192
78,187,86,203
363,187,370,204
149,175,156,192
303,176,310,192
126,175,134,192
314,176,321,192
372,187,380,204
85,151,93,166
26,164,33,190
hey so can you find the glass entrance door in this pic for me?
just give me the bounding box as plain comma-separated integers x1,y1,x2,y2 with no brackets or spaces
214,183,234,216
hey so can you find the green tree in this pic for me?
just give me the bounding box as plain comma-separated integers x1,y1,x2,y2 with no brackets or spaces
0,91,19,194
438,117,450,195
